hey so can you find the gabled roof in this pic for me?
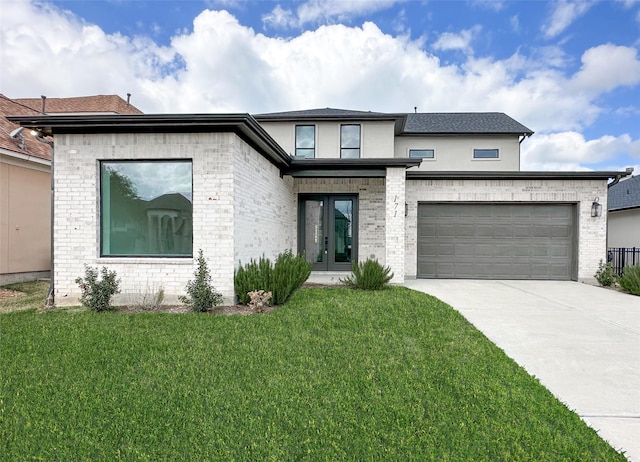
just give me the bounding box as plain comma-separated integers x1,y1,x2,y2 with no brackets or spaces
608,175,640,211
255,108,533,136
255,107,404,121
403,112,533,136
13,95,143,115
0,94,51,161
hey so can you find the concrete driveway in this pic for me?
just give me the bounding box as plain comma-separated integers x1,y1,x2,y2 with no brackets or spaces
404,279,640,462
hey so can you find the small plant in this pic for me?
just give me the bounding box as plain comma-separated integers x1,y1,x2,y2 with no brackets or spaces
234,250,311,305
618,264,640,296
340,258,394,290
247,290,272,313
594,259,616,287
134,283,165,311
75,265,121,312
179,250,223,312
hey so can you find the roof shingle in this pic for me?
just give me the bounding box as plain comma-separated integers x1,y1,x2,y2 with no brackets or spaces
608,175,640,211
404,112,533,135
13,94,143,115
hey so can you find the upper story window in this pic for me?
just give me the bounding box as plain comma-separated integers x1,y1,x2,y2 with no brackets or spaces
340,124,361,158
100,160,193,257
473,148,499,159
409,149,435,159
295,125,315,158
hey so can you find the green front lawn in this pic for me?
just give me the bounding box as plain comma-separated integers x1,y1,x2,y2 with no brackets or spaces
0,284,625,461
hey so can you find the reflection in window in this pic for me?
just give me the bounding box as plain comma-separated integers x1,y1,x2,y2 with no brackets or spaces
409,149,435,159
100,160,193,257
295,125,315,158
340,124,361,158
473,148,499,159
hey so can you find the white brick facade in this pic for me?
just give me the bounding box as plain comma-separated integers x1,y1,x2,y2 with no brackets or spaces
385,168,406,282
405,178,609,283
53,132,295,306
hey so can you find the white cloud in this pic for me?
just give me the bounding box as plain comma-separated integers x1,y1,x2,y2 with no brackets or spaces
262,0,399,29
522,132,640,171
2,1,640,173
432,26,481,54
542,1,593,39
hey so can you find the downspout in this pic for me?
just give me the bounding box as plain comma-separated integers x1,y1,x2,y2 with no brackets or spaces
608,167,634,188
33,132,54,307
517,133,531,171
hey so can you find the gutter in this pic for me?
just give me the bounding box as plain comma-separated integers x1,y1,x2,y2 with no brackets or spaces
608,167,634,188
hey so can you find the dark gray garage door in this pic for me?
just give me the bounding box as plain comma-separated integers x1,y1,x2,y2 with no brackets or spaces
417,203,576,280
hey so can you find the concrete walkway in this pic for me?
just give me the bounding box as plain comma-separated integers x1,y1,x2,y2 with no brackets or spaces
404,279,640,461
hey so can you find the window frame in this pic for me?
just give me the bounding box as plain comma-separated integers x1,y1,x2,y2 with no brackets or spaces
473,148,500,159
99,159,194,258
295,124,316,158
408,148,435,160
340,124,361,158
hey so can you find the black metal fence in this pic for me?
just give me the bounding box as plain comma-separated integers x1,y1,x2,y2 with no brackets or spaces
607,247,640,276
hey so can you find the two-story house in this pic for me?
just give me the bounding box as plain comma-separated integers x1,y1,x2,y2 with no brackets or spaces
9,108,629,306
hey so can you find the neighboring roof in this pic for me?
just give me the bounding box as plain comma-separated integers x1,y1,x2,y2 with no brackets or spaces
406,170,631,181
608,175,640,211
147,193,192,211
0,94,51,161
13,95,143,115
403,112,533,136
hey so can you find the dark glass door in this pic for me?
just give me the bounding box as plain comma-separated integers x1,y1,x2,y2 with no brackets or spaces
299,195,357,271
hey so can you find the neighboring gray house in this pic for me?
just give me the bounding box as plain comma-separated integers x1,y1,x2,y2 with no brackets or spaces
9,109,630,306
607,175,640,248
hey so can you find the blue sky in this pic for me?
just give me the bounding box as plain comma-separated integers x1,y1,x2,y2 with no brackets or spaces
1,0,639,172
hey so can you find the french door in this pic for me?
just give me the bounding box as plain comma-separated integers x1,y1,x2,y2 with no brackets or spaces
299,195,358,271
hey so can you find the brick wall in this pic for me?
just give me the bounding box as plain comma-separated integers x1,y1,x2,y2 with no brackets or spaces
233,139,296,268
385,168,406,282
405,178,608,283
52,132,291,306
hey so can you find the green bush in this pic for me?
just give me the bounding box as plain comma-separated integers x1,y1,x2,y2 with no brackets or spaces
234,250,311,305
594,259,616,287
179,250,223,312
619,264,640,296
340,258,394,290
75,265,121,312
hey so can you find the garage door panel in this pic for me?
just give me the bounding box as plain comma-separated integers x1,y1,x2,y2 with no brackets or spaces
417,203,575,280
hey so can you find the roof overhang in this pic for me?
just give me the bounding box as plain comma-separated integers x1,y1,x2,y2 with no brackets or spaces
287,158,422,178
7,113,292,169
406,170,632,181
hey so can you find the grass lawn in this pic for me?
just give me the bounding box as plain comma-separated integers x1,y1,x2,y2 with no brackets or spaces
0,282,625,461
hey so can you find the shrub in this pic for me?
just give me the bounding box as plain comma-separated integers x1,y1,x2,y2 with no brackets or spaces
619,264,640,296
271,250,312,305
234,250,311,305
75,265,121,312
340,259,394,290
179,250,223,312
234,256,273,304
594,259,616,287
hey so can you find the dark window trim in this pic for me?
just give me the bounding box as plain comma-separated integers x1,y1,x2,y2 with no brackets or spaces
295,124,316,158
340,124,361,158
99,159,194,258
473,148,500,159
409,149,435,159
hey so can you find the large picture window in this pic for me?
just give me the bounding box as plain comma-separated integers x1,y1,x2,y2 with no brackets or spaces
100,160,193,257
